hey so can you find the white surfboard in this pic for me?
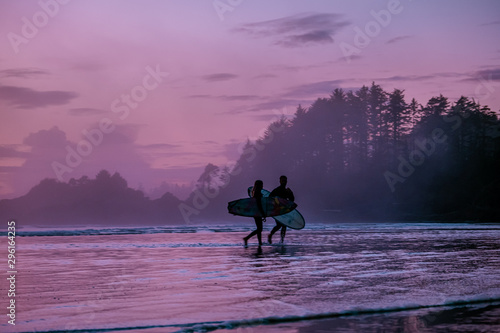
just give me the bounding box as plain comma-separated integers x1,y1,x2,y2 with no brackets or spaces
248,186,305,230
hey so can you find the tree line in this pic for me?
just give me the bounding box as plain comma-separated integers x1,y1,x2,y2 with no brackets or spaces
191,82,500,222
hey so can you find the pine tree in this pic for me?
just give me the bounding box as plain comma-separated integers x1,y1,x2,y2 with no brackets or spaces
387,88,410,153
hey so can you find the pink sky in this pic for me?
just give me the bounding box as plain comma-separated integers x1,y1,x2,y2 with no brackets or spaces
0,0,499,199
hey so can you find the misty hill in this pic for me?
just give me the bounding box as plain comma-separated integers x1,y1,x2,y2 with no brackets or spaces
183,83,500,223
0,170,185,226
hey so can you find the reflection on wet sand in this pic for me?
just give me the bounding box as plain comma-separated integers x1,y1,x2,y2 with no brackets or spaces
1,223,498,332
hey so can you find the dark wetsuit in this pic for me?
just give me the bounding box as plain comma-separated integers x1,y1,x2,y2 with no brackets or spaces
244,188,265,245
253,190,264,234
270,185,294,202
269,185,294,242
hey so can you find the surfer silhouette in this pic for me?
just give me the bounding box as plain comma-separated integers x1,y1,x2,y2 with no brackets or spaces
268,175,294,244
243,180,266,247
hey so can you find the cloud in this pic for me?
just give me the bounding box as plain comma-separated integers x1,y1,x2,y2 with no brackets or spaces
250,113,292,122
468,68,500,81
234,13,350,47
202,73,238,82
0,145,29,158
0,85,78,109
377,75,435,82
251,99,310,111
217,79,340,114
284,79,348,98
272,61,337,72
68,108,107,116
0,166,20,173
277,30,334,47
187,94,212,99
253,73,278,79
0,68,49,79
218,95,261,101
99,124,142,145
336,54,362,63
4,127,71,196
151,147,225,160
23,126,69,149
376,72,466,83
227,98,311,115
480,20,500,26
386,35,414,44
140,143,180,150
186,94,262,101
1,125,163,198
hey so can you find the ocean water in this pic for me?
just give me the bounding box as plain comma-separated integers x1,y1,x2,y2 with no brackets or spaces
1,222,499,332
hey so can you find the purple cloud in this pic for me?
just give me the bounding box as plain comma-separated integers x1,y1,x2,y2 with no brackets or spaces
218,95,261,101
377,72,466,83
0,145,30,158
202,73,238,82
140,143,180,150
23,127,69,149
0,85,78,109
277,30,334,47
186,94,262,101
68,108,107,116
284,79,348,98
0,68,49,79
472,68,500,81
479,20,500,26
235,13,350,47
386,35,414,44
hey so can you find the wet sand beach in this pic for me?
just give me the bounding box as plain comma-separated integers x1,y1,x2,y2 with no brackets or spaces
1,223,499,332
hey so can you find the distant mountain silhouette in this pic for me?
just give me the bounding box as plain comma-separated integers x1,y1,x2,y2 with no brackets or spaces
0,170,185,226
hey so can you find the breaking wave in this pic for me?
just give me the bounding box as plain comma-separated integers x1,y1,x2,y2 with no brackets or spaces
13,222,500,237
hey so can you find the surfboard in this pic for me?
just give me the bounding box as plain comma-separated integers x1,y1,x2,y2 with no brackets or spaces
248,186,305,230
227,196,297,218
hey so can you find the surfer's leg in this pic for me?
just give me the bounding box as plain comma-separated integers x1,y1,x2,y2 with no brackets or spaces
244,230,257,246
268,222,281,244
256,218,263,246
245,217,262,246
280,226,287,243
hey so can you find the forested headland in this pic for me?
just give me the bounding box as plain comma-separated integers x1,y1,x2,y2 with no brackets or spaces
186,83,500,223
0,170,185,225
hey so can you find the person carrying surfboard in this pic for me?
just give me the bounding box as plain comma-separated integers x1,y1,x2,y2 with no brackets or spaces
268,175,294,244
243,180,266,247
